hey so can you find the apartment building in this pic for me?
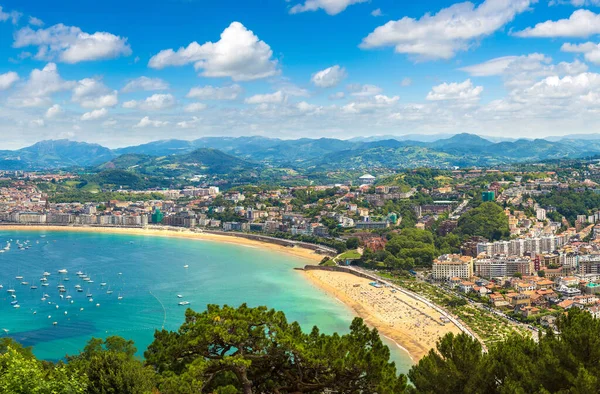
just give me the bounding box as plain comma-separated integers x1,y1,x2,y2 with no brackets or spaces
432,254,473,281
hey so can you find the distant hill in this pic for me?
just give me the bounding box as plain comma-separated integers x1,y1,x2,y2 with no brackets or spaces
114,140,195,156
429,133,494,150
101,148,259,178
0,140,115,170
3,133,600,171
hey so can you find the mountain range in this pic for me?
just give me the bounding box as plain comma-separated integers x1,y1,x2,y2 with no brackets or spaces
2,133,600,171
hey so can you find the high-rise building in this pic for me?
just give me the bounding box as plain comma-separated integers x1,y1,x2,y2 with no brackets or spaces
482,191,495,202
151,209,164,224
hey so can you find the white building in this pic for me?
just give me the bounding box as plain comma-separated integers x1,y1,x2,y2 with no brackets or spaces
432,254,473,281
536,208,546,221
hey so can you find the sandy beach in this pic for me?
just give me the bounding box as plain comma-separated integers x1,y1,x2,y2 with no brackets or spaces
0,225,323,263
303,270,462,362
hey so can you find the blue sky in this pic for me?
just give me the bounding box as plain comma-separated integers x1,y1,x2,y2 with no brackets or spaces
1,0,600,148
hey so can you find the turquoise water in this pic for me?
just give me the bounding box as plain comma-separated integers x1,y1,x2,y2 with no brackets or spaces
0,230,413,373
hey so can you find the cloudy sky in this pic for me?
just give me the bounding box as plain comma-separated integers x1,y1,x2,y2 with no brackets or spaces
2,0,600,148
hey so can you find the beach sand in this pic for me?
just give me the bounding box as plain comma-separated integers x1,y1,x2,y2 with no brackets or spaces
303,270,462,362
0,225,323,263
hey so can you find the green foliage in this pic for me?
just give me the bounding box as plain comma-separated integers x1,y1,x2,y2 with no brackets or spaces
536,189,600,224
385,228,437,269
319,257,336,267
0,342,86,394
291,187,339,206
87,169,154,190
66,336,155,394
346,237,359,249
403,168,451,189
457,202,510,241
146,304,406,394
445,297,467,308
50,191,164,204
409,308,600,393
408,333,483,394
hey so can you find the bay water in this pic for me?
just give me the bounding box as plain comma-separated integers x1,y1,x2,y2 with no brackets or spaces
0,230,413,373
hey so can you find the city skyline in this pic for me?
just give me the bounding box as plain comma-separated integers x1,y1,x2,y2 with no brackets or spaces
2,0,600,148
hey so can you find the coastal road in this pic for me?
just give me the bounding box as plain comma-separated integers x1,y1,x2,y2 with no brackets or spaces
430,282,539,342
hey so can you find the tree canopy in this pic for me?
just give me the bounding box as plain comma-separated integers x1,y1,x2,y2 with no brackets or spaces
145,304,406,393
409,308,600,393
457,202,510,241
0,305,405,394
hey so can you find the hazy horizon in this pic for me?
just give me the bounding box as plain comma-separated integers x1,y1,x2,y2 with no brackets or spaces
5,131,600,151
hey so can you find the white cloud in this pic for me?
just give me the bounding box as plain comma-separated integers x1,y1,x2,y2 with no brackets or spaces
475,71,600,123
562,42,600,64
371,8,383,17
140,94,175,110
122,93,175,110
401,77,412,87
245,91,286,104
81,108,108,121
72,78,118,109
186,84,243,100
348,84,383,97
45,104,62,119
177,116,201,128
29,118,45,127
28,16,44,27
0,6,21,24
296,101,318,112
102,119,117,127
0,71,19,90
9,63,74,107
14,24,132,63
122,77,169,93
373,95,400,105
519,73,600,100
289,0,367,15
360,0,533,60
461,54,588,88
426,79,483,101
329,91,345,100
460,56,519,76
184,102,208,112
134,116,169,128
568,0,600,5
311,65,347,88
148,22,278,81
342,94,400,113
278,83,310,98
515,10,600,38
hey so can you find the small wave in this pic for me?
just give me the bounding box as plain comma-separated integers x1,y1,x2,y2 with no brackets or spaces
383,335,414,362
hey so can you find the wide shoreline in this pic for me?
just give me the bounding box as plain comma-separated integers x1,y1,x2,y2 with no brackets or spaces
0,225,323,263
302,269,462,362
